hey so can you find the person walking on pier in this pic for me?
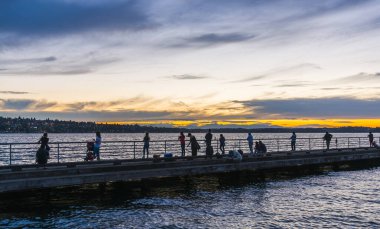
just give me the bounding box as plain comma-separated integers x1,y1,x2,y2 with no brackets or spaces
94,131,102,160
290,132,297,151
178,132,186,156
368,132,374,147
188,133,200,157
219,134,226,154
323,132,333,150
247,133,254,154
143,132,150,159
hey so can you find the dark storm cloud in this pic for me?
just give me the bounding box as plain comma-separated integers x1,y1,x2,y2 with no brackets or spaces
0,0,155,37
236,97,380,118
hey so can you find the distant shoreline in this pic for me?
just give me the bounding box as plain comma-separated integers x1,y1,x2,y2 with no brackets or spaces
1,116,378,134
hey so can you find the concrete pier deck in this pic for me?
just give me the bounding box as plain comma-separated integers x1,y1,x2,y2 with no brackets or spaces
0,147,379,193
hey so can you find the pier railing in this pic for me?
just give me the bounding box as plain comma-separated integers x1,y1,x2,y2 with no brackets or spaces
0,137,377,166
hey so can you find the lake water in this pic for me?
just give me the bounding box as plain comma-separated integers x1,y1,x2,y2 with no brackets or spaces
0,133,379,228
0,133,376,165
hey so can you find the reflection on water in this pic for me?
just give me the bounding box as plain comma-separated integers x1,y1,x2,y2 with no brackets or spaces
1,165,380,228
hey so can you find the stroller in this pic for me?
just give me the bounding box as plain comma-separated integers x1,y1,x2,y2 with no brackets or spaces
84,141,95,161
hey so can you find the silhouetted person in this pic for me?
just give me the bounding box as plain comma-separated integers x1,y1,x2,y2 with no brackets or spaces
323,132,333,150
205,129,213,147
247,133,254,154
290,132,297,151
187,133,200,157
38,132,50,157
219,134,226,154
36,132,49,165
368,132,374,147
143,132,150,158
254,141,260,154
94,131,102,160
178,132,186,156
258,141,267,154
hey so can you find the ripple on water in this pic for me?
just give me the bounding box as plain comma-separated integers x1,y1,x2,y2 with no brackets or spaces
1,168,380,228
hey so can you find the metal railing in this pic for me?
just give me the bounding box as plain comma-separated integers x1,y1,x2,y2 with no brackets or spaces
0,136,378,166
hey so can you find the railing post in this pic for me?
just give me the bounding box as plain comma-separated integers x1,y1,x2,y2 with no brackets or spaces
359,138,361,148
308,138,311,151
348,138,350,148
164,141,167,153
133,141,136,159
57,143,60,163
9,144,12,165
216,139,219,153
238,140,241,149
277,139,279,152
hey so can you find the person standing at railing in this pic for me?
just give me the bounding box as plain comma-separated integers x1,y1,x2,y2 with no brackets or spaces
187,133,200,157
36,132,50,165
247,133,254,154
368,132,374,147
205,129,212,147
219,134,226,154
143,132,150,159
178,132,186,157
205,129,213,157
38,132,50,158
94,131,102,160
290,132,297,151
323,132,333,150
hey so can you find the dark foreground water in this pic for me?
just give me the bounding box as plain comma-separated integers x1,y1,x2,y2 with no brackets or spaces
1,165,380,228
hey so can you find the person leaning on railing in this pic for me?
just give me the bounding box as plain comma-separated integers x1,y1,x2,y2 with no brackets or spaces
323,132,333,150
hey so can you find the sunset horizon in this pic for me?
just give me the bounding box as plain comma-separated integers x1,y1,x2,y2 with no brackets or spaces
1,0,380,127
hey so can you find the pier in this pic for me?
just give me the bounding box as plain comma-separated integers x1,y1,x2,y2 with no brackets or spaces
0,137,379,193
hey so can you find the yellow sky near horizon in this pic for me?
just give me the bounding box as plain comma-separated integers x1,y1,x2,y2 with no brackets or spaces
98,119,380,128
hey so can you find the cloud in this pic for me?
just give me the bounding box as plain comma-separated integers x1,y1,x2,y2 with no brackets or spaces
169,74,208,80
237,97,380,118
232,63,321,83
275,81,311,87
0,91,29,95
0,56,57,64
0,0,155,37
334,72,380,84
0,99,56,110
170,33,255,48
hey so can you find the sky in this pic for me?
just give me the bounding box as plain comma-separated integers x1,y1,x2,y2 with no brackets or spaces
0,0,380,128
